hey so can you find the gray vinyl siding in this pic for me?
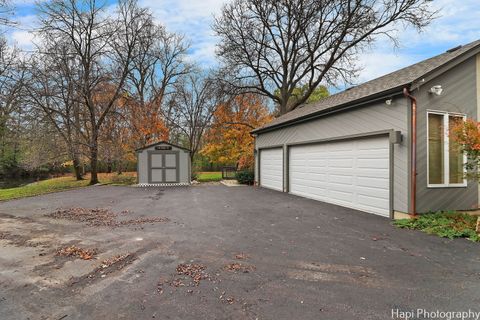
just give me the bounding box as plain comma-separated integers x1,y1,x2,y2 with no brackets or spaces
137,143,190,184
255,98,410,213
414,56,478,213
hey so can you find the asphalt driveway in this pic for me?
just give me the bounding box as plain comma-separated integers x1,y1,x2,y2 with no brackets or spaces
0,185,479,320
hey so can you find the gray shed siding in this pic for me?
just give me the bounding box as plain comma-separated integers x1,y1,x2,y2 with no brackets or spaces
414,56,478,212
137,143,191,184
255,98,410,213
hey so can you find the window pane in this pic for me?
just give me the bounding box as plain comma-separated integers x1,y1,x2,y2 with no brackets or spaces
449,116,464,184
428,114,444,184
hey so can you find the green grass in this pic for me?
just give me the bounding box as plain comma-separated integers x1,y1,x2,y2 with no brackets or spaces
0,172,137,201
196,172,222,182
394,211,480,242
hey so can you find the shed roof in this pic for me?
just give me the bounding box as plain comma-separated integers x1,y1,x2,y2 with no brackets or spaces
135,141,191,153
252,39,480,134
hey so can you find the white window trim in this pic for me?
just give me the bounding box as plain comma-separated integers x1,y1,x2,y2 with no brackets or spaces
426,110,467,188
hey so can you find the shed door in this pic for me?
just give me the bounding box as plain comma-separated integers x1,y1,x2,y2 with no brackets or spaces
260,148,283,191
149,152,179,183
289,136,390,217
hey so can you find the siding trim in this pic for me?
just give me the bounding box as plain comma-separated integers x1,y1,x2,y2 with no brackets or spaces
253,90,404,135
285,129,395,147
477,54,480,205
389,140,394,218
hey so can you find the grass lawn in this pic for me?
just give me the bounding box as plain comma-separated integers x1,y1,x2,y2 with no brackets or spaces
394,211,480,242
0,172,137,201
196,172,223,182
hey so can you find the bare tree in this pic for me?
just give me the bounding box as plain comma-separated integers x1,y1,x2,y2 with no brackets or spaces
37,0,151,184
25,41,85,180
0,0,15,28
214,0,435,115
167,71,226,162
0,37,25,174
125,20,190,146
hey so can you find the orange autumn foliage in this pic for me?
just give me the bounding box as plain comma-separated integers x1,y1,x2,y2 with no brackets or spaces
122,96,169,146
201,94,273,169
450,118,480,152
449,118,480,180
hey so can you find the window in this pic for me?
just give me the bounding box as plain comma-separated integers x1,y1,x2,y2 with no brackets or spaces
427,111,466,187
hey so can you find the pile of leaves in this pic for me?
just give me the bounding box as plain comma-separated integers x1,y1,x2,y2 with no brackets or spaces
176,263,211,286
56,245,97,260
224,262,256,273
46,207,169,227
100,253,134,269
234,253,249,260
46,208,116,227
116,216,170,226
394,211,480,242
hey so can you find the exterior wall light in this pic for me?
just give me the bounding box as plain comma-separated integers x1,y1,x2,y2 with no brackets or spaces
429,85,443,96
385,99,393,105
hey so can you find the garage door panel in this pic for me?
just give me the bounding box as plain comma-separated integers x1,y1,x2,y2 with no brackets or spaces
260,148,283,191
307,159,328,167
357,195,389,211
357,158,389,169
328,174,353,185
329,190,354,201
289,136,390,217
330,159,354,168
357,176,389,189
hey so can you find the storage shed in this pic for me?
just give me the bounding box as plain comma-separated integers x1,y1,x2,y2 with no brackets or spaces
136,141,191,186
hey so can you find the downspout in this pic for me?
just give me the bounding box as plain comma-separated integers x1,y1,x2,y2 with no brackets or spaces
403,87,418,217
251,132,258,186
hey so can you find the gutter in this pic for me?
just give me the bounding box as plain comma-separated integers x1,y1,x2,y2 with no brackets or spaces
403,87,418,217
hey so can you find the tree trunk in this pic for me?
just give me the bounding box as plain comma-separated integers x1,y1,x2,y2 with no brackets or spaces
72,156,83,180
89,133,99,185
106,161,112,174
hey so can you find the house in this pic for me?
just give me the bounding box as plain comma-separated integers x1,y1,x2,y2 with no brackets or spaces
136,141,191,186
252,40,480,219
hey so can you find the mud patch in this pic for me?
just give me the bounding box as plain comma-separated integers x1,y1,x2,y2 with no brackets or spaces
68,253,137,288
0,231,47,248
287,262,381,287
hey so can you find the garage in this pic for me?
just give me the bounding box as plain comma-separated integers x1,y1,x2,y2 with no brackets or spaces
259,148,283,191
289,135,390,217
136,141,191,186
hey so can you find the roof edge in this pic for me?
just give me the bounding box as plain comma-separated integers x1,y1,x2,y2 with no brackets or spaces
411,43,480,90
135,141,191,152
251,87,405,135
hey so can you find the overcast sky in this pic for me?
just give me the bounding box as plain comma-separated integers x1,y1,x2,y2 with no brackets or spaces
7,0,480,87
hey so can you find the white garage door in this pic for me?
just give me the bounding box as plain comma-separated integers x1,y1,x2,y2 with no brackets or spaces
260,148,283,191
289,136,390,217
